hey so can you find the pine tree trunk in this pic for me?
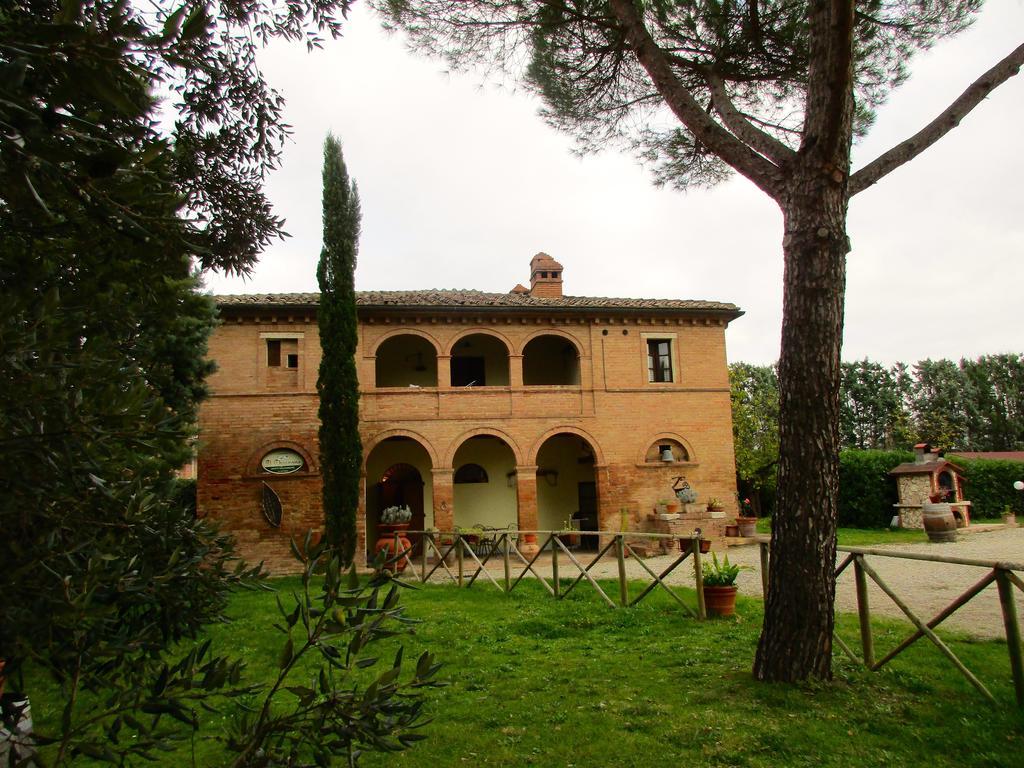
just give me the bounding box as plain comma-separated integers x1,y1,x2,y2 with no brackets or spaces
753,167,850,681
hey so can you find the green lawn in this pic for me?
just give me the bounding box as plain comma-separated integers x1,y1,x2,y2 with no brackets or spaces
756,517,929,546
28,577,1024,767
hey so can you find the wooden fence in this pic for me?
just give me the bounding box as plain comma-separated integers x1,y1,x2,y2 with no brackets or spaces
375,529,1024,707
759,541,1024,707
377,529,708,619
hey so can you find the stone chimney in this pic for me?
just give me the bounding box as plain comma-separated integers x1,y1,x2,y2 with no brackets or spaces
528,252,564,298
913,443,940,464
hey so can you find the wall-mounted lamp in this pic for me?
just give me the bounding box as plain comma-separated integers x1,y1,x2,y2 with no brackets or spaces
537,469,559,487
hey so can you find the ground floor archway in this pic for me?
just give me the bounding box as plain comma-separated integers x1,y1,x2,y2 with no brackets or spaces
364,436,433,563
535,432,599,549
451,434,517,530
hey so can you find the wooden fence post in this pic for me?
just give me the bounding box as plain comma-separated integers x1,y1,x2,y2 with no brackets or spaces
995,568,1024,707
457,535,464,588
615,535,628,607
552,535,561,597
692,538,705,620
853,555,874,668
502,534,511,593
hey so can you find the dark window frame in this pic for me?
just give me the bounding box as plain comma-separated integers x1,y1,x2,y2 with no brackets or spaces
267,339,282,367
647,339,673,383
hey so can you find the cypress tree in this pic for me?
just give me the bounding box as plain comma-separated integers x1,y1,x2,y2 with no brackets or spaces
317,135,362,563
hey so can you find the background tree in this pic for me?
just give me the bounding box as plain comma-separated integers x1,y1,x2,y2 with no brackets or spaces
839,359,912,450
911,358,969,450
318,135,363,564
960,355,1024,451
1,0,353,758
729,363,780,517
374,0,1024,680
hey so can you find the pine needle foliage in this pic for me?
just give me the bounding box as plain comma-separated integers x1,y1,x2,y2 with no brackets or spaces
318,135,363,564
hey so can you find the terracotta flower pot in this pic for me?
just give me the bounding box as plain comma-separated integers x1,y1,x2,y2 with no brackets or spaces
703,585,738,616
375,524,412,571
736,516,757,538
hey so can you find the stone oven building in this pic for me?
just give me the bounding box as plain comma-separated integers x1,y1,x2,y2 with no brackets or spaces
197,254,743,572
890,443,972,528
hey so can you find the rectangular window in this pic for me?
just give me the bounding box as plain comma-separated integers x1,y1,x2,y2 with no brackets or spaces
647,339,673,383
267,339,282,367
286,353,299,369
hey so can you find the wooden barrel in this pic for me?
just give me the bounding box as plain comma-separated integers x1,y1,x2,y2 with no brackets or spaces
921,502,958,543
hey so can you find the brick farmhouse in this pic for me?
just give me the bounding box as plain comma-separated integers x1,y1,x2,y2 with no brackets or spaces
197,254,744,572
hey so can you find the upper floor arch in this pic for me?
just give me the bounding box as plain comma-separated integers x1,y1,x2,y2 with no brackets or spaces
373,331,441,388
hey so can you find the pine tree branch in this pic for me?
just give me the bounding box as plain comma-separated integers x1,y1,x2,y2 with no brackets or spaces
704,69,796,167
850,41,1024,197
606,0,785,199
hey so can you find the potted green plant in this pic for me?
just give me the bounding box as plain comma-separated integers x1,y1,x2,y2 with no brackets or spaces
706,497,725,518
701,552,751,616
673,477,698,505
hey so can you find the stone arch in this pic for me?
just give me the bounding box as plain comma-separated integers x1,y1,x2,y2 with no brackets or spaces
246,439,318,477
369,328,443,357
444,328,514,356
527,425,605,467
443,426,525,468
635,432,697,465
362,428,440,469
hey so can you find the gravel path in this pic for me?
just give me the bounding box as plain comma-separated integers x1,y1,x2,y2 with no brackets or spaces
444,527,1024,639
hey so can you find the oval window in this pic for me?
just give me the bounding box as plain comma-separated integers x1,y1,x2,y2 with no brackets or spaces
261,449,305,474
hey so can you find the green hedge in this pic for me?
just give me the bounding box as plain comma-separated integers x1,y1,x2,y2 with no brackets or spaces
745,450,1023,527
838,450,912,528
950,457,1024,518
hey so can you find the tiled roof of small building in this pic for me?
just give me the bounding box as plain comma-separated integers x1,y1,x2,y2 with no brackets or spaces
889,459,964,476
213,290,741,313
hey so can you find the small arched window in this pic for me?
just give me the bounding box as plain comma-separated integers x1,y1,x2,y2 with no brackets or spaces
454,463,489,484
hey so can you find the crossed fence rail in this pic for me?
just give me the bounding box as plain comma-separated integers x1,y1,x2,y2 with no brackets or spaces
374,529,1024,707
759,541,1024,707
377,529,709,619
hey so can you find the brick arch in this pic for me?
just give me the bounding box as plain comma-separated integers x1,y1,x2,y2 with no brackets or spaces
246,439,318,476
444,328,513,356
635,432,697,465
443,427,524,468
369,329,443,357
362,428,439,469
517,328,584,357
527,426,605,467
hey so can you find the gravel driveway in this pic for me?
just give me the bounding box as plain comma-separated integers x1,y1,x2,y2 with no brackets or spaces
453,527,1024,639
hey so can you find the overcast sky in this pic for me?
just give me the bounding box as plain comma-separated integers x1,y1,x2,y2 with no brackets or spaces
204,2,1024,367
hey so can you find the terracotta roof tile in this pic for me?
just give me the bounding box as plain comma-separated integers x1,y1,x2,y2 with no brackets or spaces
213,290,741,314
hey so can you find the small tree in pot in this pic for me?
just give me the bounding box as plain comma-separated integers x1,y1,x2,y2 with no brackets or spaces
702,553,752,617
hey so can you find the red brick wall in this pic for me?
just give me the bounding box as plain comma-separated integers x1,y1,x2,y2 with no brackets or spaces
199,309,739,572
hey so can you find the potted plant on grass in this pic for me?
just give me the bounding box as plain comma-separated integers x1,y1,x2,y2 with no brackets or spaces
701,552,751,616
